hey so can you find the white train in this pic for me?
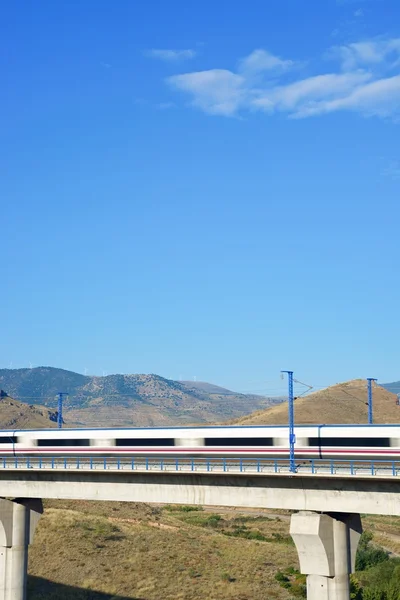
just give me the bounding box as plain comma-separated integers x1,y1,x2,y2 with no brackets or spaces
0,425,399,460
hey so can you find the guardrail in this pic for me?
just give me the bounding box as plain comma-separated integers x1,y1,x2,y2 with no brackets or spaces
0,457,399,478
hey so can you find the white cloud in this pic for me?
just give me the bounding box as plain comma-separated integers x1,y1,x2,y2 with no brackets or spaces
165,40,400,121
354,8,364,16
168,69,246,116
334,39,400,71
238,49,293,74
292,75,400,118
144,49,197,62
253,72,372,112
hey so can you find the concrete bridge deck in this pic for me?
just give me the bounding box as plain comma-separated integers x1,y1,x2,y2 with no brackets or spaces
0,457,398,515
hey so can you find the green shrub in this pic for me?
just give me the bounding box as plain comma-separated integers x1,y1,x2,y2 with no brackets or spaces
164,504,204,512
355,531,389,571
221,572,235,582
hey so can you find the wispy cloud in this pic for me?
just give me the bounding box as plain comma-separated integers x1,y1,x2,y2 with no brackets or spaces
238,49,294,75
144,48,197,62
166,39,400,121
383,160,400,180
332,38,400,71
292,75,400,119
168,70,246,116
156,102,176,110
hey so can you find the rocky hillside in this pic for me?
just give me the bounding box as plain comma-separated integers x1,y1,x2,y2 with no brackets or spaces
0,368,281,428
0,391,58,429
229,379,400,425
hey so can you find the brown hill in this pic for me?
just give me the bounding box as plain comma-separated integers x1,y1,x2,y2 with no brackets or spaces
0,394,58,429
229,379,400,425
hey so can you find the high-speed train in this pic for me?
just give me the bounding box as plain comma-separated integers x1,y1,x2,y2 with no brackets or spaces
0,425,399,460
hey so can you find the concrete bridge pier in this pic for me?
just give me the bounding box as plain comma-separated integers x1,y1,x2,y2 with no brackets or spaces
0,498,43,600
290,511,362,600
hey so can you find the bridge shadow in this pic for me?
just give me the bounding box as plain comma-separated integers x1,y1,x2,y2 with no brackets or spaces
28,575,145,600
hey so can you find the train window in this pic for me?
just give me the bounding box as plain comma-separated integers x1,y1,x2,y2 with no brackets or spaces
204,437,274,446
0,437,16,444
308,437,391,447
37,439,91,446
115,438,175,446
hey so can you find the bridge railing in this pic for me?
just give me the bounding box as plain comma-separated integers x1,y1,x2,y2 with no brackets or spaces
0,456,399,477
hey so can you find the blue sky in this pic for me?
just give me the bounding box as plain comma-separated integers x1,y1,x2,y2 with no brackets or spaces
1,0,400,395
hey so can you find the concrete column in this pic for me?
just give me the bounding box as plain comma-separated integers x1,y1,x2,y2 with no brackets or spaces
0,499,43,600
290,511,362,600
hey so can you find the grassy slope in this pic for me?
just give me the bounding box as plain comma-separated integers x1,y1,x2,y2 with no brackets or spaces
29,502,298,600
28,501,400,600
230,379,400,425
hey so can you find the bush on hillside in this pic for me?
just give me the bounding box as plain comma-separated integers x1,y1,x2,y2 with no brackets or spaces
355,532,389,571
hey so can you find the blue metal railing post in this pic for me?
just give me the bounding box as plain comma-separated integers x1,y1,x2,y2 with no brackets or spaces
281,370,296,473
367,378,377,425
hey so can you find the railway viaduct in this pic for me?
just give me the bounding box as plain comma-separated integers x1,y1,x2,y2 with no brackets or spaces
0,458,399,600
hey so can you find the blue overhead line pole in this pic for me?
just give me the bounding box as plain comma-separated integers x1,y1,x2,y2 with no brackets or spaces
281,370,296,473
367,378,377,425
57,393,67,429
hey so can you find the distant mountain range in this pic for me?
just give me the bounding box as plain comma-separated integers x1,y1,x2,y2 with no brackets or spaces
381,381,400,396
0,367,282,428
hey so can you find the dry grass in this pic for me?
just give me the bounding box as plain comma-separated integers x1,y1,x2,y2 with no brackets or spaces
27,501,400,599
28,501,299,600
230,379,400,425
362,514,400,556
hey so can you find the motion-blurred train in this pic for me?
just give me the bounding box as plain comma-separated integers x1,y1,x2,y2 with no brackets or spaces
0,425,398,460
